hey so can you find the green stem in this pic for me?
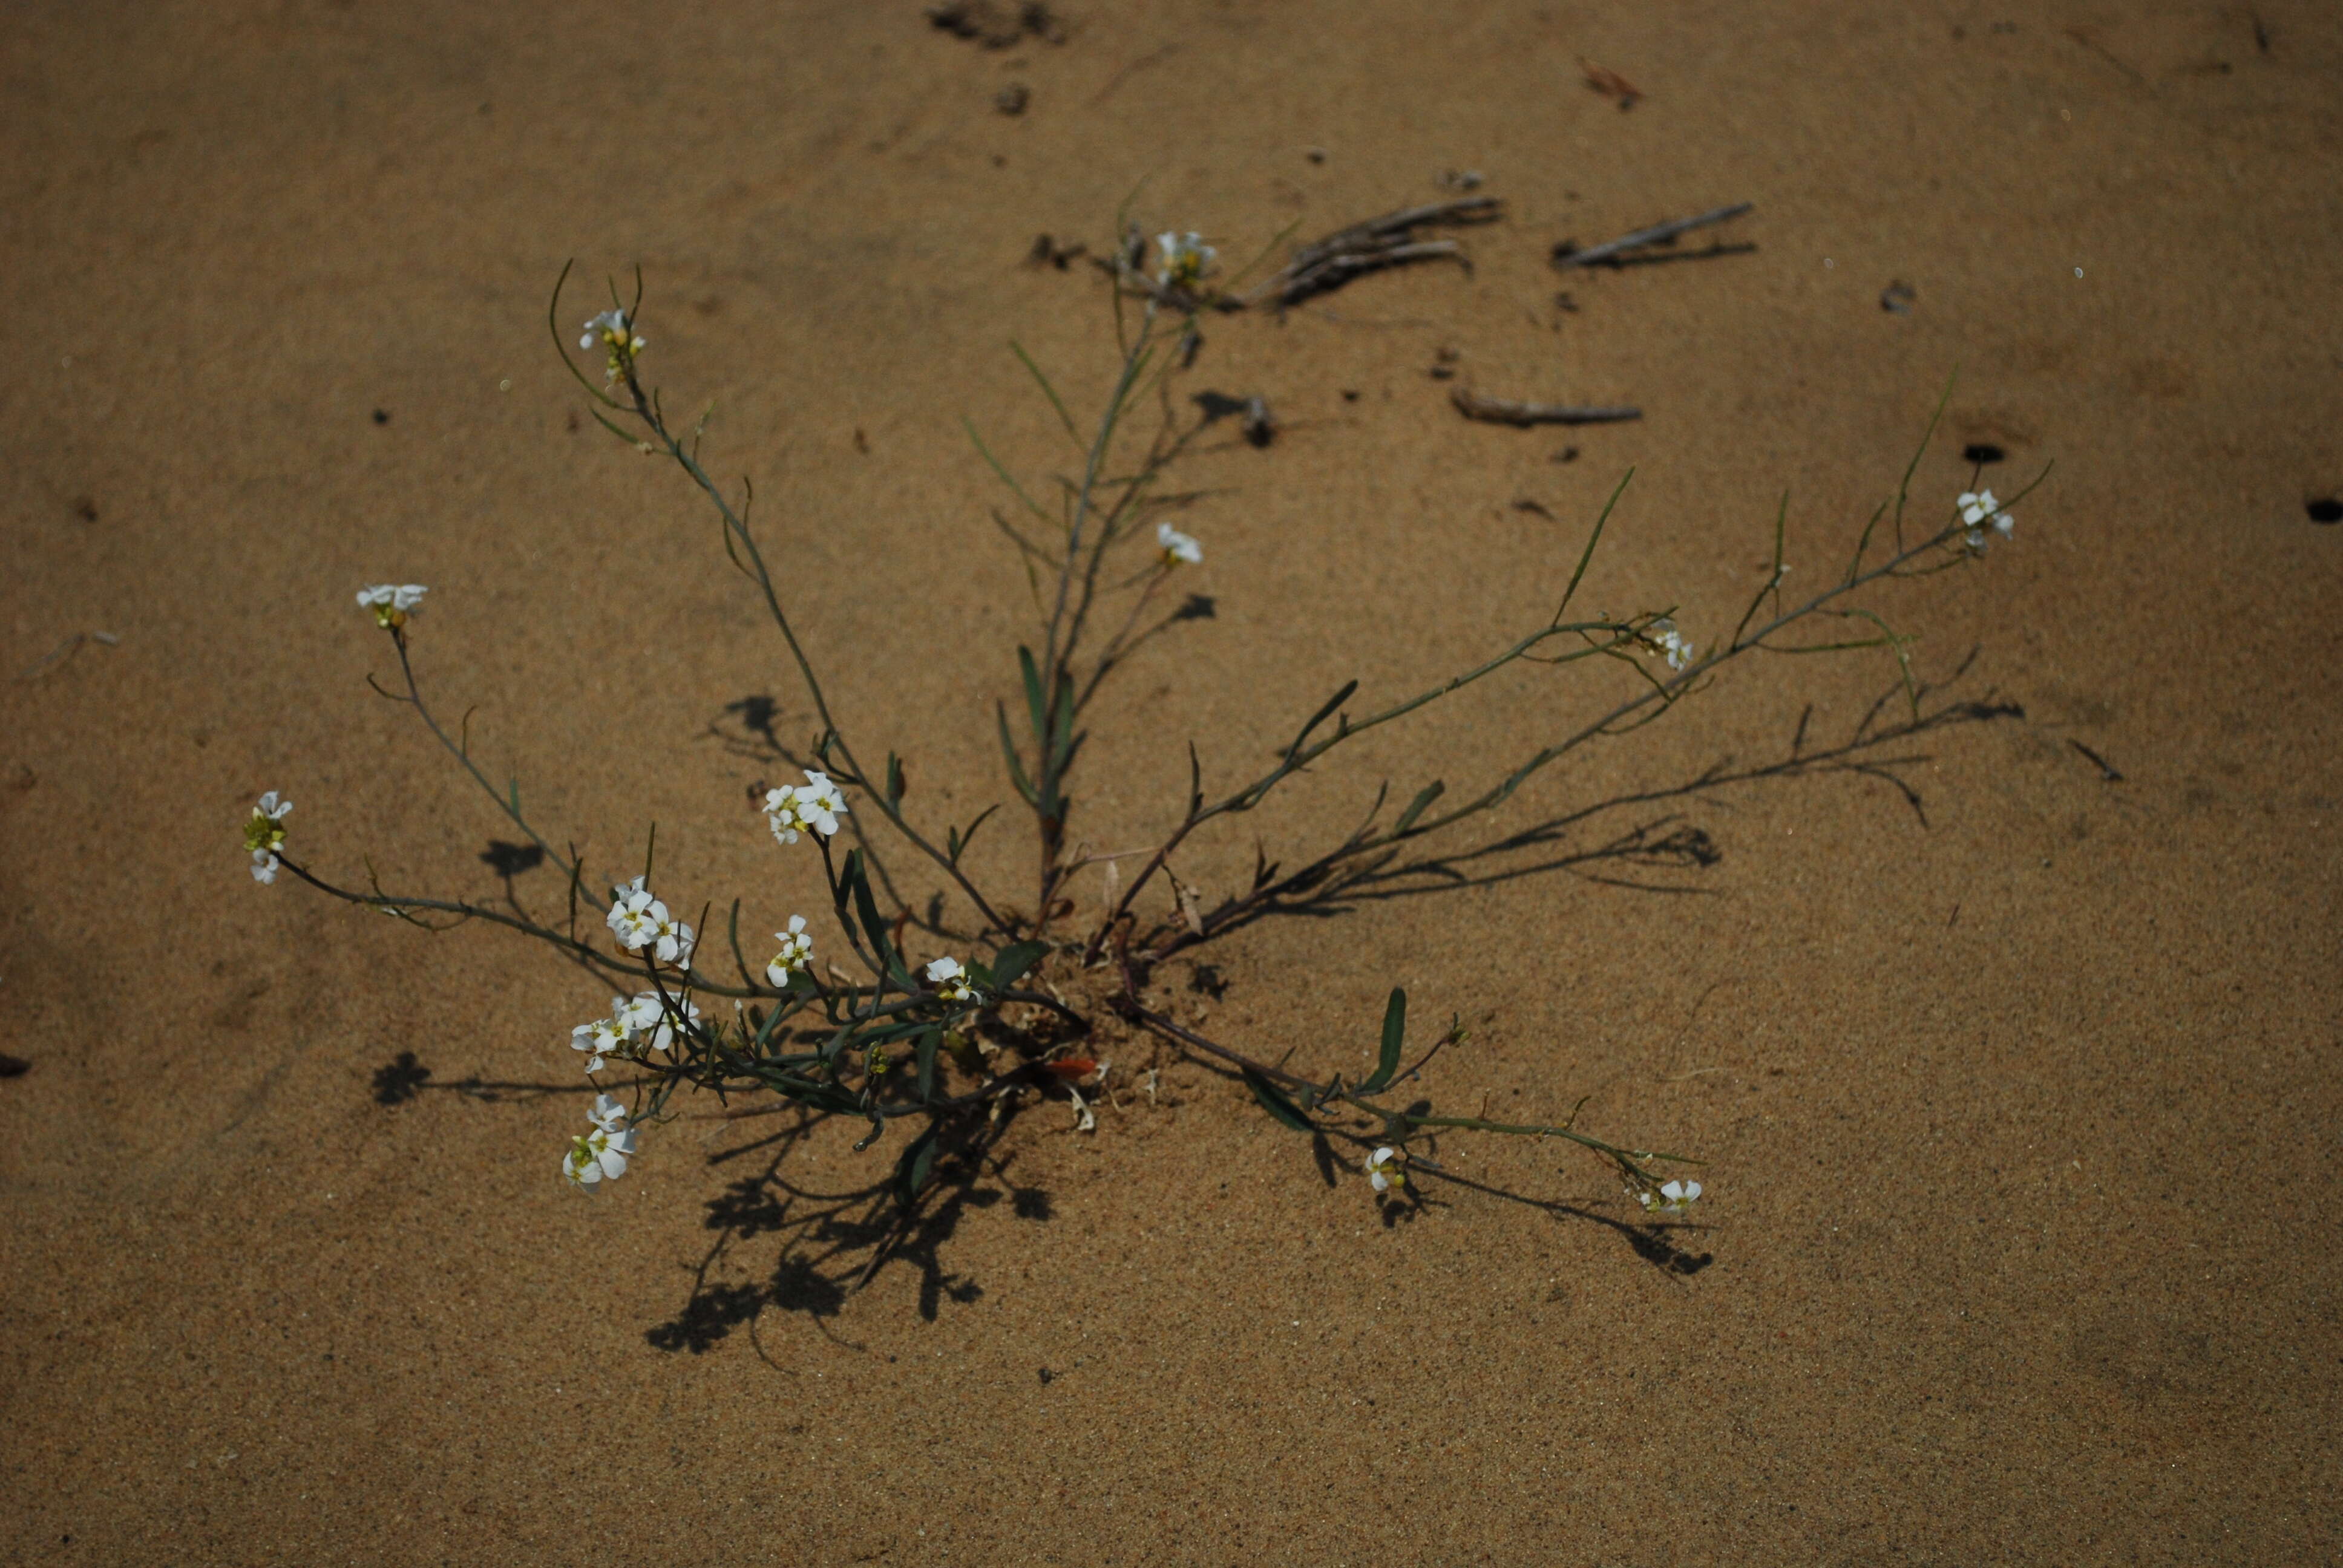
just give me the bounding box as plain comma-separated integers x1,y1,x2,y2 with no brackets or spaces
613,366,1015,942
388,637,574,880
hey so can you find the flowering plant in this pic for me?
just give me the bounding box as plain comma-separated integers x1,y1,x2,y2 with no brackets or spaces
247,226,2043,1281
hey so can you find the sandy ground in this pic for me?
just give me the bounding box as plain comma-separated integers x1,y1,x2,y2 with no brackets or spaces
5,1,2341,1563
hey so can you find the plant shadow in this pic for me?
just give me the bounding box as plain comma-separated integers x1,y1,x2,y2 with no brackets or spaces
644,1102,1054,1358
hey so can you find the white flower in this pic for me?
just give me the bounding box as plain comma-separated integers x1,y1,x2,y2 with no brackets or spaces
606,875,662,950
759,785,801,843
1647,616,1694,672
925,955,975,1003
569,1007,634,1074
1637,1177,1702,1215
629,990,700,1054
243,791,292,884
1156,521,1202,567
1365,1145,1406,1194
612,990,664,1035
355,583,427,630
579,307,638,351
796,772,847,832
648,907,695,967
580,307,647,381
1154,230,1216,289
762,770,849,846
562,1093,638,1191
766,915,814,987
1956,489,2014,552
607,875,693,965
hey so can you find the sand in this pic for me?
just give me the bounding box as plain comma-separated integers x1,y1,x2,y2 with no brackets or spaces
4,1,2340,1562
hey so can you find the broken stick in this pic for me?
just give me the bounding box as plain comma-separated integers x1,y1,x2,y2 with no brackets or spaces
1240,196,1504,309
1452,389,1641,428
1553,201,1754,270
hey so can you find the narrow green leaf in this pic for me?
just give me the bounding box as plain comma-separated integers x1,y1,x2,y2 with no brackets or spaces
1009,341,1084,448
727,899,752,990
564,846,585,937
962,417,1057,528
1359,988,1408,1094
580,404,634,444
896,1122,941,1206
988,940,1049,991
885,752,905,807
915,1026,941,1102
1242,1066,1316,1133
995,703,1040,805
1049,670,1075,771
1729,491,1794,650
1286,679,1361,762
949,803,1001,866
1018,645,1049,748
1391,780,1446,837
1885,374,1957,552
848,851,907,984
1555,468,1634,622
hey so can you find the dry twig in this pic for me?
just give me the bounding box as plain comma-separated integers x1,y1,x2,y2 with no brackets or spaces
1452,389,1641,428
1239,197,1504,309
1578,57,1643,109
1553,202,1754,270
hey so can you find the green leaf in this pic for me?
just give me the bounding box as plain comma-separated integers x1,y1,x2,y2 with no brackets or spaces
962,417,1057,528
1555,468,1634,621
847,852,908,985
948,803,1002,866
1049,668,1076,773
895,1122,941,1206
885,752,906,807
1286,679,1360,762
915,1026,940,1102
1359,988,1407,1094
1391,780,1445,837
1018,645,1049,752
1010,340,1084,448
995,704,1040,805
1242,1066,1316,1134
755,1067,857,1116
988,939,1049,991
